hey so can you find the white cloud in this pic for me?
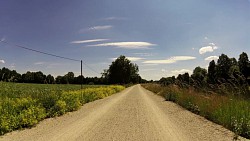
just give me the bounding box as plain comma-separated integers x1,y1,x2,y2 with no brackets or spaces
199,43,218,54
205,56,219,61
103,17,127,20
171,69,192,75
0,60,5,64
0,37,5,42
170,56,196,61
204,37,208,40
89,25,112,30
140,68,157,72
143,59,176,64
110,57,144,61
10,63,15,69
34,62,45,65
71,39,109,44
88,42,156,49
133,53,154,57
143,56,196,64
127,57,144,61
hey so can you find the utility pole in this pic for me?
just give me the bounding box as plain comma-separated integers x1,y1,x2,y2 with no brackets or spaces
81,60,83,89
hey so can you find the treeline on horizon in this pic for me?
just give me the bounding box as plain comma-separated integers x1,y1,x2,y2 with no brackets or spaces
0,55,147,85
0,68,104,84
159,52,250,96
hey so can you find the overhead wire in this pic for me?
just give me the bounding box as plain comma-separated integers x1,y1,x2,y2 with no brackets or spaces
0,40,100,75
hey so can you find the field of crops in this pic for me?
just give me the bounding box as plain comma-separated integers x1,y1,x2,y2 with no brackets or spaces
0,82,125,135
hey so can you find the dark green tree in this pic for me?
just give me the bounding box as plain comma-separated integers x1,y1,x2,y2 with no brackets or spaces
238,52,250,80
46,74,55,84
208,60,216,84
191,67,207,82
216,54,233,82
105,55,140,84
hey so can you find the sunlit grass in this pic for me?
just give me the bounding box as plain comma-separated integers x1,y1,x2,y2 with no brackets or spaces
142,83,250,139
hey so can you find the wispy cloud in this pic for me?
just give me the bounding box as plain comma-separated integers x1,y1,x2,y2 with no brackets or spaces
71,39,109,44
140,68,157,72
102,17,127,21
127,57,144,61
88,42,156,49
34,62,45,65
199,43,218,54
89,25,113,30
0,59,5,64
205,56,219,61
0,37,5,42
133,53,155,57
10,63,15,69
171,69,192,75
110,57,144,61
143,56,196,64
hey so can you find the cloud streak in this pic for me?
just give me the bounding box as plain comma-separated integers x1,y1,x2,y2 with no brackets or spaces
71,39,109,44
0,59,5,64
110,57,144,61
205,56,219,61
88,42,156,49
102,17,127,21
89,25,113,30
143,56,196,64
199,43,218,54
171,69,192,75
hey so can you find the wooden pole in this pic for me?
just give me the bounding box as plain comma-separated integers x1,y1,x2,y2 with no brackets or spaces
81,60,83,89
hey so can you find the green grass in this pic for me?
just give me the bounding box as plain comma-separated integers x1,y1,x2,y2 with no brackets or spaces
0,82,125,135
142,84,250,139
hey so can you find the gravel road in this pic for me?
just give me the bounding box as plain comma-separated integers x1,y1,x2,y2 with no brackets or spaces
0,85,247,141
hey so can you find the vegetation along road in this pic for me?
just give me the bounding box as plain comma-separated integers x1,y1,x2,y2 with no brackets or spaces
0,85,246,141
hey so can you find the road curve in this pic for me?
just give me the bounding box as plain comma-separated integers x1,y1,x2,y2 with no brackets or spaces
0,85,246,141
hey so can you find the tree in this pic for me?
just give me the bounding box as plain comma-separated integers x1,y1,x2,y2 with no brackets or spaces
105,55,140,84
238,52,250,80
208,60,216,84
34,71,46,83
46,74,55,84
192,67,207,82
64,72,74,84
216,54,233,81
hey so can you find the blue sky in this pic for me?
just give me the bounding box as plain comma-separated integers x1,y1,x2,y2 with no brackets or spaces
0,0,250,80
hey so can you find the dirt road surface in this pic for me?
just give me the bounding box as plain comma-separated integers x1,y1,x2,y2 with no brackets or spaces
0,85,247,141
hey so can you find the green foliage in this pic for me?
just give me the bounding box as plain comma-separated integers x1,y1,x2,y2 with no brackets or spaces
142,84,250,139
0,82,125,135
104,55,141,84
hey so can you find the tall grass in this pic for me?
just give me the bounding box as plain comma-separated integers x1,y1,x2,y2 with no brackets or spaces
142,84,250,139
0,82,125,135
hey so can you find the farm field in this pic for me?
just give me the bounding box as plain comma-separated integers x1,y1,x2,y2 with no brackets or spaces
0,82,125,135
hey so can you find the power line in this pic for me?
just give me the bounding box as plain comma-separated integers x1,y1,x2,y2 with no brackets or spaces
82,61,100,75
1,40,80,62
0,40,100,75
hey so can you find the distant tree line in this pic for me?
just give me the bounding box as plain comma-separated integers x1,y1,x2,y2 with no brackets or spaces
0,68,107,85
0,55,147,85
159,52,250,96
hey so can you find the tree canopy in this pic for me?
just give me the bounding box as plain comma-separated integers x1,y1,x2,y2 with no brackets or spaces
103,55,141,84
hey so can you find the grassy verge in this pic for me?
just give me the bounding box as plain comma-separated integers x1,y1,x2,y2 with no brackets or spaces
0,82,125,135
142,83,250,139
